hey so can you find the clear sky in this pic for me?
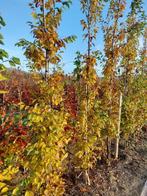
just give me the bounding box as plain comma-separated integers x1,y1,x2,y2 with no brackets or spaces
0,0,99,74
0,0,146,74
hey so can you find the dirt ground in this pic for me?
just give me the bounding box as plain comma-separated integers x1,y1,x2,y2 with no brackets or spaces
64,127,147,196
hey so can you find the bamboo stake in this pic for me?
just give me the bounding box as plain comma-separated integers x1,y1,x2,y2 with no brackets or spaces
115,91,123,160
85,170,91,186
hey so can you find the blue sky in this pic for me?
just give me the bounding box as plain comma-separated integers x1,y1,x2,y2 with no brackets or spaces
1,0,102,74
0,0,146,74
0,0,105,74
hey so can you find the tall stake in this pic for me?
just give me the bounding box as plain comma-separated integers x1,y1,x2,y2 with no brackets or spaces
115,91,122,159
85,0,91,185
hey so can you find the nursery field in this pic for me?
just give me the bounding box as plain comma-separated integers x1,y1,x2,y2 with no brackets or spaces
0,0,147,195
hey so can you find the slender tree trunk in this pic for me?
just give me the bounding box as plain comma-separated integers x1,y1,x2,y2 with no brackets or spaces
142,29,147,75
106,0,121,162
42,0,48,81
115,91,123,159
84,170,91,186
84,0,91,185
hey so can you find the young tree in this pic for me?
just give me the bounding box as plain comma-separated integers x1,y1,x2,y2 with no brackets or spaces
70,0,105,185
120,0,146,140
102,0,126,161
16,0,76,80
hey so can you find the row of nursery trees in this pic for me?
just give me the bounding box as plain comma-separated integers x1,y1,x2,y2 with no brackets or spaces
0,0,146,195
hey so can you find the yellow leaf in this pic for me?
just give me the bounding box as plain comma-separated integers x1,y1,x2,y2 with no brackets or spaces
1,187,8,193
0,90,8,94
19,102,25,110
0,182,5,189
12,187,19,195
0,174,4,181
31,12,37,19
25,191,34,196
0,73,7,81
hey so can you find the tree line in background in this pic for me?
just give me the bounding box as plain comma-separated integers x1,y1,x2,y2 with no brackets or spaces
0,0,146,195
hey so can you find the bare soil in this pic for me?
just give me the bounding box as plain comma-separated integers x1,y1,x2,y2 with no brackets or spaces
64,127,147,196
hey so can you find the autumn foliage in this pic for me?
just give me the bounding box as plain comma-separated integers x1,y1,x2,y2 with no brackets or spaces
0,0,146,195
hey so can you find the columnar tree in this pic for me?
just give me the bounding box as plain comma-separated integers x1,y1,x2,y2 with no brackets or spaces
102,0,126,160
70,0,105,185
120,0,146,140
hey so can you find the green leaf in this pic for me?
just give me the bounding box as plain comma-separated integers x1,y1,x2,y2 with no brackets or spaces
9,60,16,67
12,57,21,65
0,40,4,45
0,33,4,45
0,49,9,59
62,0,72,8
0,64,6,71
0,16,6,27
15,39,31,48
63,35,77,44
0,33,3,40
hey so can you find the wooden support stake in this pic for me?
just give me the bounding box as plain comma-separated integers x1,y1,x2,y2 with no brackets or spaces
85,170,91,186
115,92,123,160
